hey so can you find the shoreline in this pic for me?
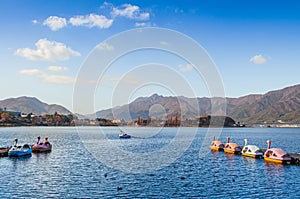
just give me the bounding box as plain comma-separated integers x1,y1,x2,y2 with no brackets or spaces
1,125,300,128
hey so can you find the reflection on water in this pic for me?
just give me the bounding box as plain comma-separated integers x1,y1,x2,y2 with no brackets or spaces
242,156,259,170
224,152,237,159
9,155,32,171
33,151,51,162
263,162,288,197
264,161,285,178
0,127,299,198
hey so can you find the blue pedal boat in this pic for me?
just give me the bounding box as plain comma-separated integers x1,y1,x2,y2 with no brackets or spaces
8,138,32,157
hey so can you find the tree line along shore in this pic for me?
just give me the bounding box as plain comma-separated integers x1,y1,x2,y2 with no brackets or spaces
1,111,245,127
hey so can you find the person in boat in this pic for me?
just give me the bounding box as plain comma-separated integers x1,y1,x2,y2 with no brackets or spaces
37,136,41,144
120,130,127,136
13,138,18,146
43,137,50,146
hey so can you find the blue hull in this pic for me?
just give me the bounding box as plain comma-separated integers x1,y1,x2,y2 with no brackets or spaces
8,149,32,157
8,145,32,157
119,135,131,139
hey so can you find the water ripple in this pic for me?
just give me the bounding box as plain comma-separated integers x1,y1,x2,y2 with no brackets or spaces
0,127,299,198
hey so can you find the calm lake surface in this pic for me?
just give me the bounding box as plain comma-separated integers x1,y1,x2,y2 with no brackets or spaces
0,127,299,198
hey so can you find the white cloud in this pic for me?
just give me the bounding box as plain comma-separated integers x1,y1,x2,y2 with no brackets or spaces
100,1,113,9
134,22,154,27
19,69,75,84
43,16,67,31
15,38,80,61
69,14,113,29
180,64,195,72
96,42,114,51
19,69,44,76
135,22,146,27
47,66,68,72
32,19,38,24
250,54,267,64
40,3,149,31
111,4,150,20
43,75,75,84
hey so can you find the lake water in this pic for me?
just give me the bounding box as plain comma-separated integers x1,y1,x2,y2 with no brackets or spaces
0,127,299,198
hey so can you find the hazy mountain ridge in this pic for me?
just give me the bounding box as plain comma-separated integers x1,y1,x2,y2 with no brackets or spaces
0,96,71,115
96,84,300,123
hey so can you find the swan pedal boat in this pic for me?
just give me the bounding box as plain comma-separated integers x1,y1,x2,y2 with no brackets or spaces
242,139,263,159
8,144,32,157
264,148,291,164
32,142,52,152
224,143,241,154
223,137,241,154
264,140,291,164
210,141,224,151
210,136,224,151
32,136,52,152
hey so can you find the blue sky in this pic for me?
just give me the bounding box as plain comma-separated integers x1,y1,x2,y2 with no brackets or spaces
1,1,300,114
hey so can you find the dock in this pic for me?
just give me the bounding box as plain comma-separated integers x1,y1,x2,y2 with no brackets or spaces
289,153,300,166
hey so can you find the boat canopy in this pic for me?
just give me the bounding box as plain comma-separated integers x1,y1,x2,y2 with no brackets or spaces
226,143,239,148
211,141,223,146
244,145,260,152
270,148,288,157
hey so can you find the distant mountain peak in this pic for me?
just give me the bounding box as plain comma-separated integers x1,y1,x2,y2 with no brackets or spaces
0,96,71,115
149,93,163,101
150,93,160,98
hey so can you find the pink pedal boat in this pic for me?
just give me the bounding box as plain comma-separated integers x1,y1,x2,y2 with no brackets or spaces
32,136,52,152
264,140,291,165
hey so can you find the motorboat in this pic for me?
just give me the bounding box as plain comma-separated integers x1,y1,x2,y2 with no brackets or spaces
223,137,241,154
241,139,263,158
0,146,11,157
119,133,131,139
264,140,291,164
32,136,52,152
119,131,131,139
8,138,32,157
210,136,224,151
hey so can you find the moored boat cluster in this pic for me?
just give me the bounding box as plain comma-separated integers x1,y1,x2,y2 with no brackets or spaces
210,136,295,165
0,136,52,158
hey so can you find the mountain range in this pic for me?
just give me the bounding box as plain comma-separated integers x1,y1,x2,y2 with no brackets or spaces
0,96,71,115
1,84,300,123
95,84,300,124
227,84,300,123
